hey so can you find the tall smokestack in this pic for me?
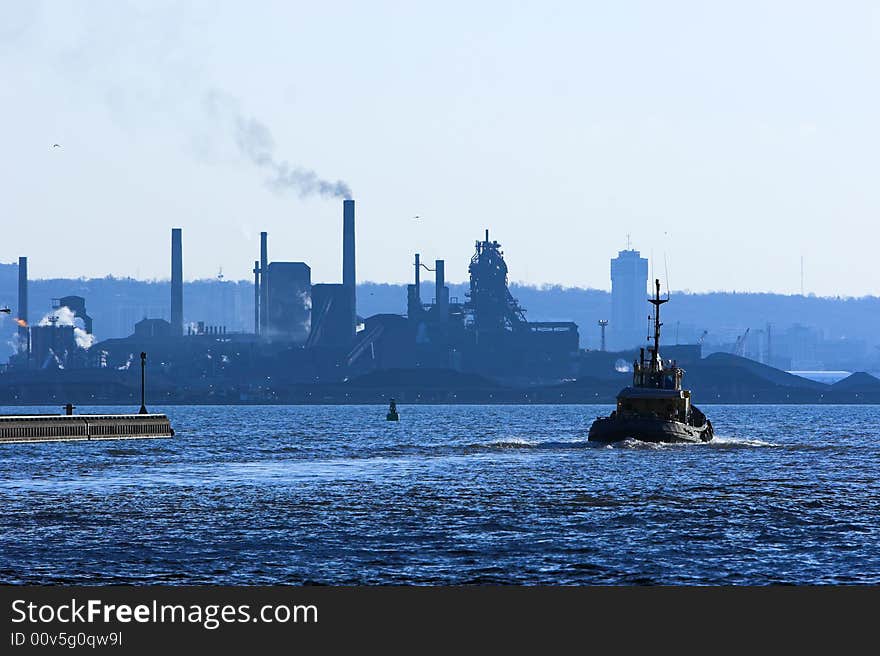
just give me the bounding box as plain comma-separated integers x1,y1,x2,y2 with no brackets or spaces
343,199,356,339
253,260,260,335
435,259,448,322
414,253,421,299
260,232,268,336
17,256,28,355
171,228,183,336
434,259,443,296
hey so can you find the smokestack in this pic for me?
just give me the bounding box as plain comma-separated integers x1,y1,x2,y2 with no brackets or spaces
260,231,268,336
343,200,356,338
434,259,444,295
253,260,260,335
171,229,183,336
414,253,421,300
17,256,28,356
435,259,448,322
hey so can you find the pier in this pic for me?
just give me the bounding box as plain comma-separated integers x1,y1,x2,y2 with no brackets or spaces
0,413,173,444
0,351,173,444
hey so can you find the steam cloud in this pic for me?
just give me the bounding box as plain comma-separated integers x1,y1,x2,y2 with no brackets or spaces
298,290,312,334
206,90,352,200
38,307,96,349
6,332,25,356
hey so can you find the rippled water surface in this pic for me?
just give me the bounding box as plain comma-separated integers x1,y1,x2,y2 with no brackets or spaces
1,404,878,584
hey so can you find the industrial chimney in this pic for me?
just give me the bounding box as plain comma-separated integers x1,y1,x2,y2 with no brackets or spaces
414,253,421,299
407,253,422,318
17,256,28,356
343,199,356,339
253,259,260,335
171,228,183,336
435,259,448,322
260,231,268,336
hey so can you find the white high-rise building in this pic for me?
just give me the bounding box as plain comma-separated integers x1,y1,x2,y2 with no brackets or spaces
610,248,649,351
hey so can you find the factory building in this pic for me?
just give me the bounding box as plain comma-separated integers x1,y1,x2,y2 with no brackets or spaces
610,247,649,351
250,201,358,347
29,324,77,369
134,318,172,338
459,232,579,379
265,262,311,342
351,230,580,382
7,261,95,370
308,284,354,350
53,296,93,334
25,297,95,370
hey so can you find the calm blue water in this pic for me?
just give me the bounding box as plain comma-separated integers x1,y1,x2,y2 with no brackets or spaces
0,404,878,585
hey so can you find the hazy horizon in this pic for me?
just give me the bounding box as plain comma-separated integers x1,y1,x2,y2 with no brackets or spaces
3,1,879,295
4,260,878,301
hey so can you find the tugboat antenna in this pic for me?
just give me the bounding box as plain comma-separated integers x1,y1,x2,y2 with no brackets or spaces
648,279,668,373
663,252,671,301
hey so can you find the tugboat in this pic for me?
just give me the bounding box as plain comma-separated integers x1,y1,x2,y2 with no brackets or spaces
588,279,713,444
386,398,400,421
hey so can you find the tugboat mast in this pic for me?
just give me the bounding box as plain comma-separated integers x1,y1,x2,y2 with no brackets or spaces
647,278,668,376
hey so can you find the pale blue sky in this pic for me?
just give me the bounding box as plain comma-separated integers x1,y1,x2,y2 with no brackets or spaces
2,1,879,295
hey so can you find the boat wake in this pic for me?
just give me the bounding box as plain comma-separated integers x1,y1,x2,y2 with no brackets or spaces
602,437,669,450
708,435,779,448
469,437,590,451
595,435,777,449
482,437,537,449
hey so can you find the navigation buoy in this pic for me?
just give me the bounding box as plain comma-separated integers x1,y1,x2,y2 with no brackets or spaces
386,399,399,421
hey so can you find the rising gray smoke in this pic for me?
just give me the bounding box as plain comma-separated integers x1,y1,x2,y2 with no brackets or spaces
206,90,352,200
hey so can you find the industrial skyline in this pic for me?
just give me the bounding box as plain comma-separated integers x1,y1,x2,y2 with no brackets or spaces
5,195,877,377
0,225,856,300
3,3,880,295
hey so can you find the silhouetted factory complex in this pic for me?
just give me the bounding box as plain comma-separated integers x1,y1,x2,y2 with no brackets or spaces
4,199,880,405
2,199,589,403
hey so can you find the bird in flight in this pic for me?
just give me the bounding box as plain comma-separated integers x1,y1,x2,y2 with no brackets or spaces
52,144,61,148
413,215,420,220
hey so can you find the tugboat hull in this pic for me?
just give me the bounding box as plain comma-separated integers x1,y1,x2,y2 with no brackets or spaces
588,416,713,444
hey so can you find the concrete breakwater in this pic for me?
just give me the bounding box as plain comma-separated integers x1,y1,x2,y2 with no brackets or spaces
0,413,173,444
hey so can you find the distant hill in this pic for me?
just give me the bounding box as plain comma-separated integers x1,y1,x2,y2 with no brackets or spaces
669,353,826,403
695,353,827,389
830,372,880,391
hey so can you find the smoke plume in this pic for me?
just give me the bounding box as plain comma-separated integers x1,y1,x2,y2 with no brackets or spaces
38,307,96,349
206,90,352,200
6,332,25,356
298,290,312,334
